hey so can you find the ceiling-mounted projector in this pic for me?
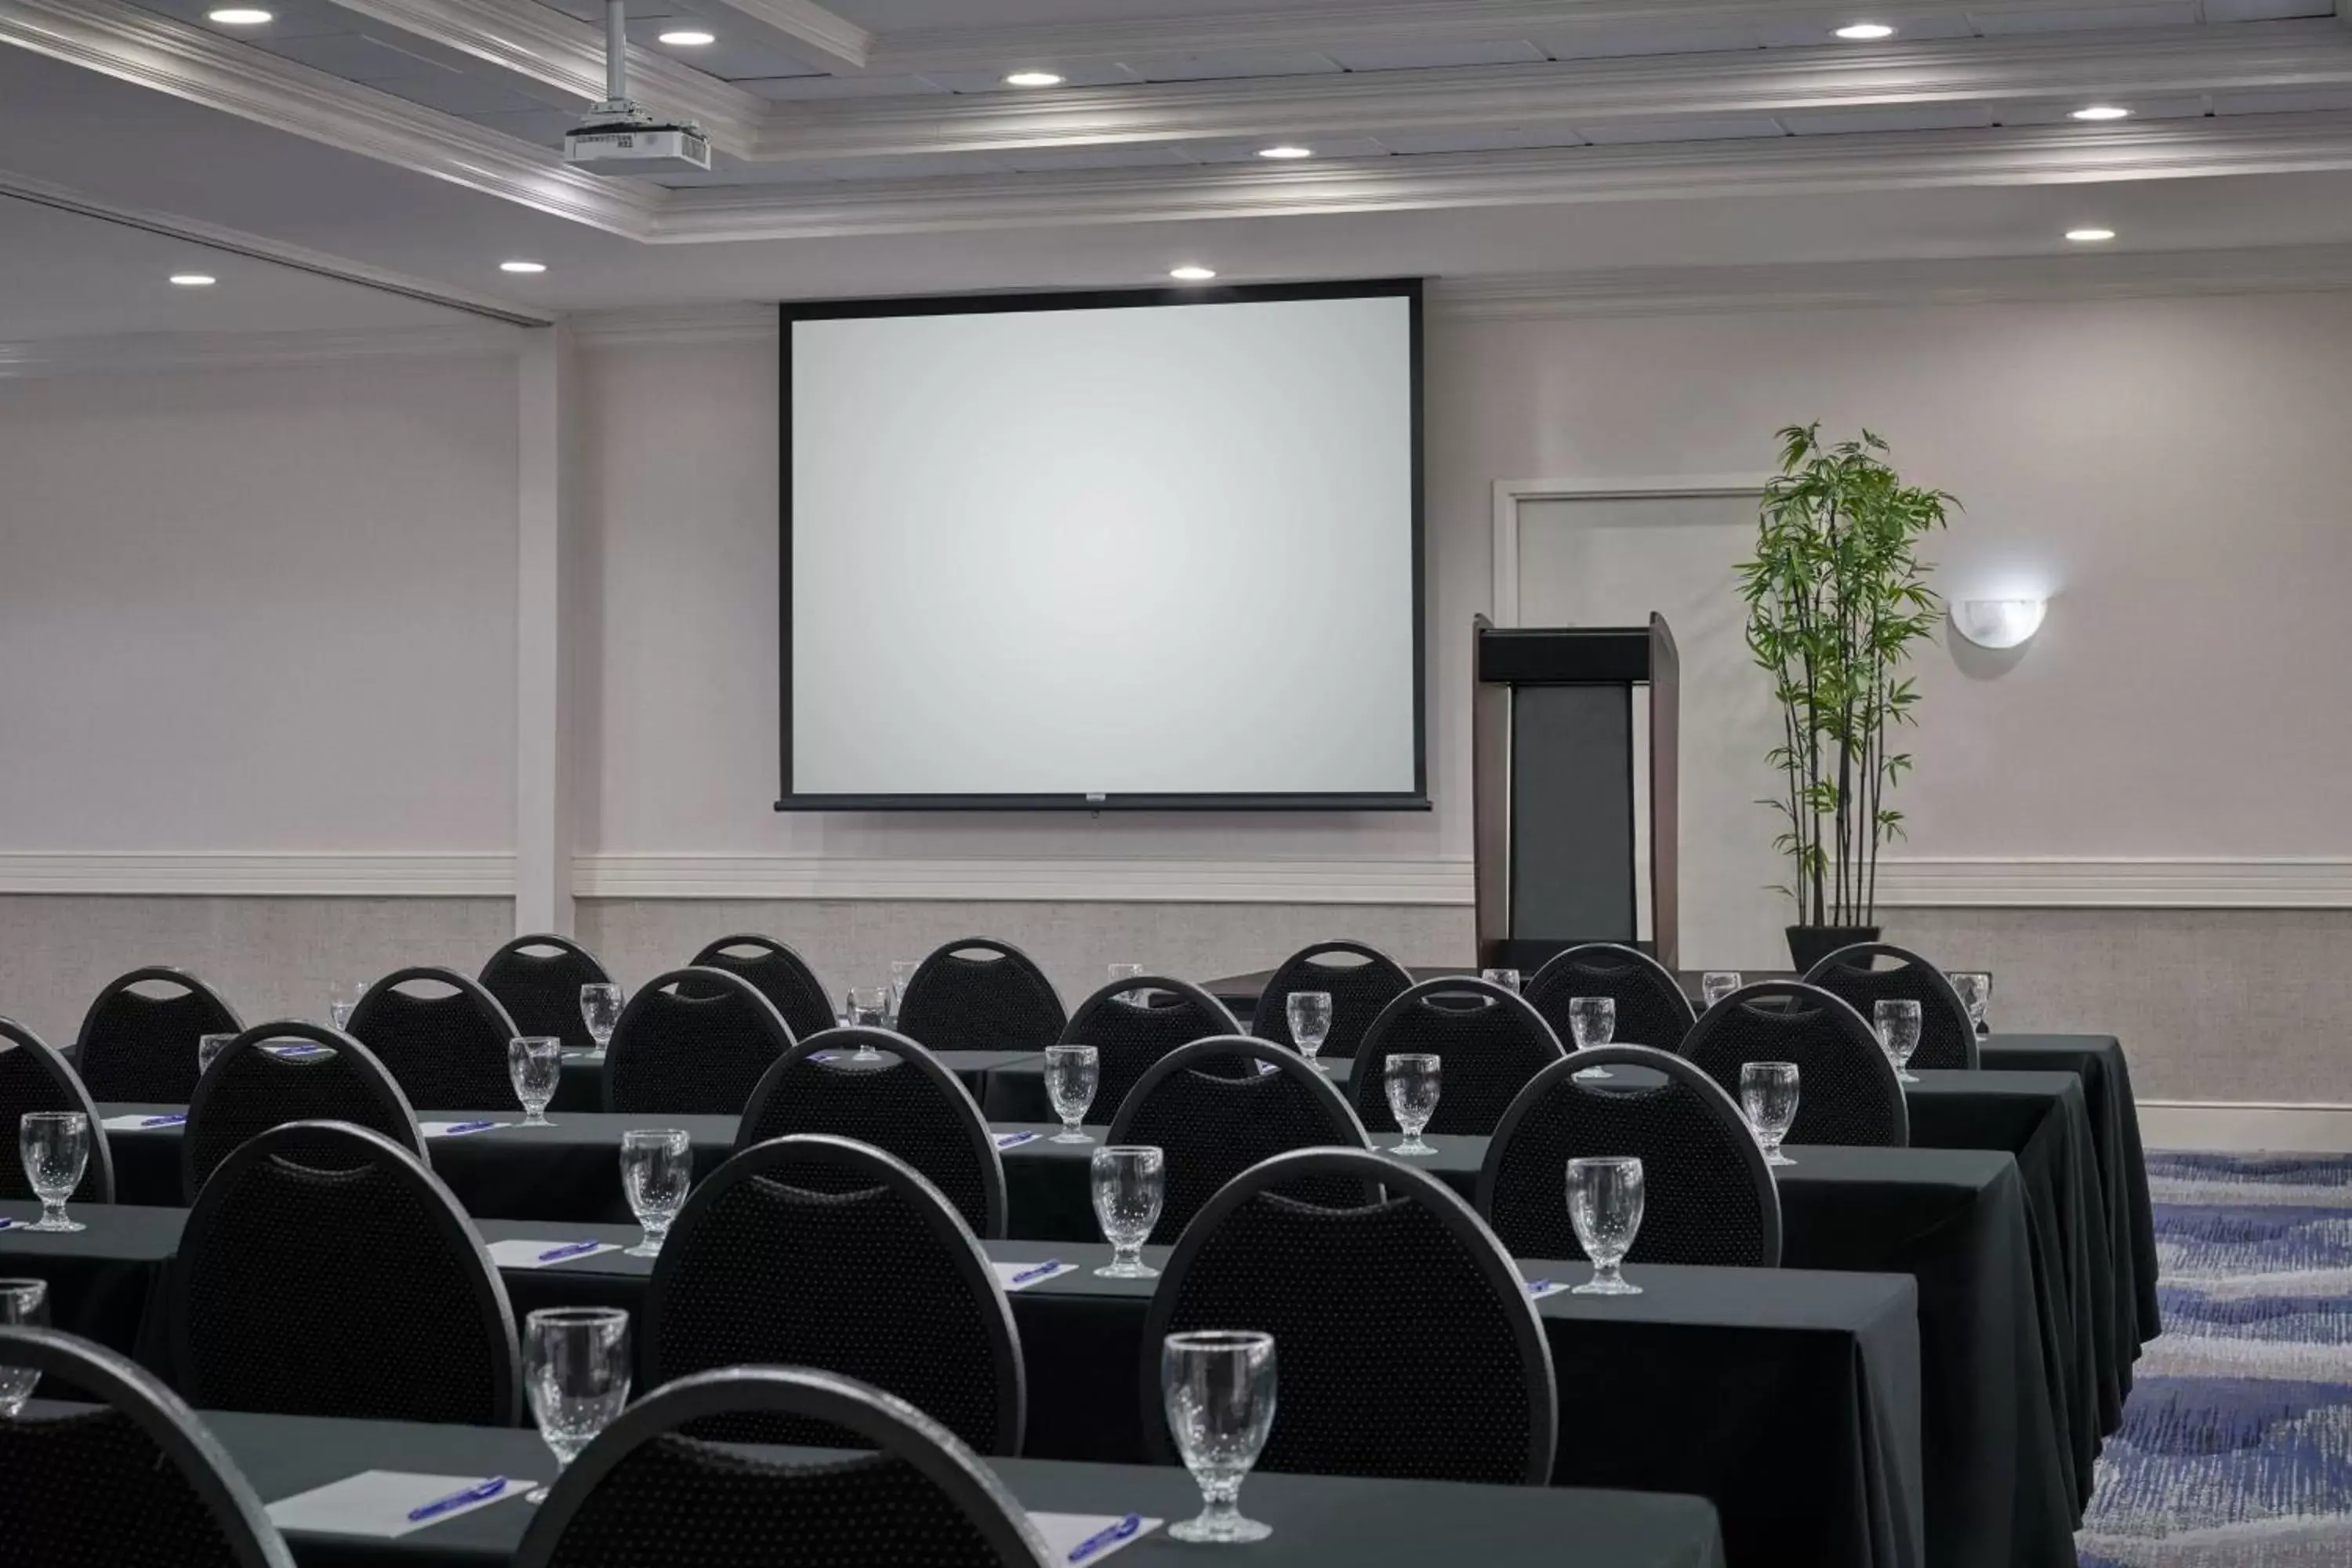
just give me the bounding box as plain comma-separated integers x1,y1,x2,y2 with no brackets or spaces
564,0,712,174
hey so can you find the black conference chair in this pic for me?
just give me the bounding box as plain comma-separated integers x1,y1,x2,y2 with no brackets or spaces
1350,976,1565,1137
1143,1149,1557,1485
605,967,795,1115
646,1134,1024,1456
736,1029,1007,1238
894,938,1067,1056
0,1016,114,1205
1682,982,1909,1148
169,1120,522,1426
1107,1034,1372,1242
513,1367,1051,1568
343,965,521,1111
74,966,242,1105
481,933,614,1054
1058,975,1240,1125
688,934,838,1041
1248,940,1415,1062
1478,1045,1781,1267
0,1326,297,1568
182,1022,424,1203
1803,942,1980,1071
1525,942,1697,1053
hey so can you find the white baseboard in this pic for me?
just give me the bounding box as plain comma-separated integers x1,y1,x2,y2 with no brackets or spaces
570,855,1475,905
1875,857,2352,908
0,852,513,897
2139,1101,2352,1154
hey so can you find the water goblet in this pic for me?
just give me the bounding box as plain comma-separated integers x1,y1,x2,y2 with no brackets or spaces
1568,996,1616,1080
1045,1044,1099,1143
329,980,368,1031
522,1307,630,1504
1284,991,1333,1071
1162,1330,1278,1544
1385,1053,1440,1156
509,1036,562,1127
846,987,889,1056
1567,1155,1645,1295
1875,1000,1924,1083
1952,972,1992,1036
1092,1145,1163,1278
20,1112,89,1232
1107,962,1145,1004
579,984,622,1052
619,1128,691,1258
888,959,918,1023
0,1279,49,1417
1740,1062,1801,1167
198,1032,237,1077
1701,971,1743,1008
1480,967,1521,994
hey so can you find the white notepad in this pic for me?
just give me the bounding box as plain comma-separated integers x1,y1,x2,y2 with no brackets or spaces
991,1260,1078,1292
266,1471,523,1538
100,1112,185,1131
1029,1512,1163,1564
484,1238,622,1270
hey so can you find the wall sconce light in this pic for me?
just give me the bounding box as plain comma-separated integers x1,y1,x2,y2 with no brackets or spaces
1950,599,2046,650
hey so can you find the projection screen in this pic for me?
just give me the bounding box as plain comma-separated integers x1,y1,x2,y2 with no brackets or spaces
779,280,1425,811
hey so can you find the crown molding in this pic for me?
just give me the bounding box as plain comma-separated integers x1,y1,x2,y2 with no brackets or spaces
0,852,514,897
0,0,661,238
0,322,527,378
707,0,871,71
754,24,2352,162
1874,857,2352,908
568,303,779,347
572,854,1475,904
1435,244,2352,318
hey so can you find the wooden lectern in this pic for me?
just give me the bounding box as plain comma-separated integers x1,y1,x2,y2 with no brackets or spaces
1472,614,1679,971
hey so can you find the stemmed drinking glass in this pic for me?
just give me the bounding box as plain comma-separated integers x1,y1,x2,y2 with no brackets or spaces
1875,1000,1923,1083
1568,996,1616,1080
619,1129,692,1258
1044,1044,1099,1144
1162,1330,1278,1544
1285,991,1333,1071
1740,1062,1801,1167
579,985,622,1054
1107,962,1145,1005
329,981,367,1031
1567,1155,1645,1296
845,988,889,1058
19,1112,89,1233
0,1278,49,1417
1480,967,1521,994
522,1307,631,1504
1700,971,1743,1008
1385,1054,1440,1156
198,1032,237,1077
509,1037,562,1127
1091,1145,1163,1278
1952,972,1992,1036
888,960,918,1024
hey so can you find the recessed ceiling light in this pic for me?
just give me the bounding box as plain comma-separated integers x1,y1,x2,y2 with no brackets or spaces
2065,227,2116,243
1834,22,1895,38
169,274,217,287
657,29,716,45
1258,145,1314,159
1004,71,1065,87
2070,104,2132,122
500,260,549,274
1168,265,1218,282
207,7,274,22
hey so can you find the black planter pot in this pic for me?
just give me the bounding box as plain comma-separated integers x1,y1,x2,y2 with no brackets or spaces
1785,924,1880,973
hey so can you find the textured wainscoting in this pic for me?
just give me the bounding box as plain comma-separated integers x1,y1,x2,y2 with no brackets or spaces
575,899,1475,1015
0,895,515,1048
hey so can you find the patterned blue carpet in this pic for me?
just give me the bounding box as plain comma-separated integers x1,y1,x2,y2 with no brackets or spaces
2078,1153,2352,1567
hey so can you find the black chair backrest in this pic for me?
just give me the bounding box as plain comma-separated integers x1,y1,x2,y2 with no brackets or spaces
0,1326,297,1568
735,1029,1007,1237
1803,942,1980,1071
1107,1034,1372,1241
514,1367,1050,1568
1478,1045,1781,1267
1058,975,1240,1124
647,1134,1024,1456
687,934,838,1041
183,1022,425,1203
169,1120,522,1426
1144,1148,1557,1485
1682,982,1909,1148
480,934,612,1054
1350,977,1565,1136
344,965,521,1111
0,1016,114,1205
1524,943,1697,1053
74,966,241,1104
894,938,1066,1055
605,967,796,1115
1248,941,1415,1062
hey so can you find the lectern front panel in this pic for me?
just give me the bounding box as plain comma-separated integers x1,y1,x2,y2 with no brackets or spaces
1508,684,1636,942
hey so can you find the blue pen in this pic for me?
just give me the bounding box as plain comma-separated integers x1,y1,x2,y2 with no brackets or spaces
441,1120,497,1135
1067,1513,1143,1563
141,1114,188,1127
995,1131,1039,1149
405,1476,508,1523
1525,1279,1553,1294
0,1218,15,1231
1007,1259,1063,1287
536,1240,603,1264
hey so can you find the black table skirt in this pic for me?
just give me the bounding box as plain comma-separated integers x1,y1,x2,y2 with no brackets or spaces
171,1407,1731,1568
543,1047,1037,1118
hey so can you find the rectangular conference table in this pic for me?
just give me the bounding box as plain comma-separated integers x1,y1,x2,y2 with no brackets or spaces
80,1405,1732,1568
5,1205,1914,1568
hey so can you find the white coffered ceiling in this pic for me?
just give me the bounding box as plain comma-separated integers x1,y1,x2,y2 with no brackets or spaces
1,0,2350,328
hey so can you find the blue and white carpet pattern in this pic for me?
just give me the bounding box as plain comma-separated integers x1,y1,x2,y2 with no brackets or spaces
2078,1153,2352,1567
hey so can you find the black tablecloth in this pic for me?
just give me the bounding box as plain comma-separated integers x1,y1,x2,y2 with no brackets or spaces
172,1407,1730,1568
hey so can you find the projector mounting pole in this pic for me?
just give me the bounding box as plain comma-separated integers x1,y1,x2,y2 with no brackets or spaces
604,0,628,104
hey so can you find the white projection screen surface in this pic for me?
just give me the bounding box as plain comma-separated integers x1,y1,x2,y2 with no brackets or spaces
781,283,1425,809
